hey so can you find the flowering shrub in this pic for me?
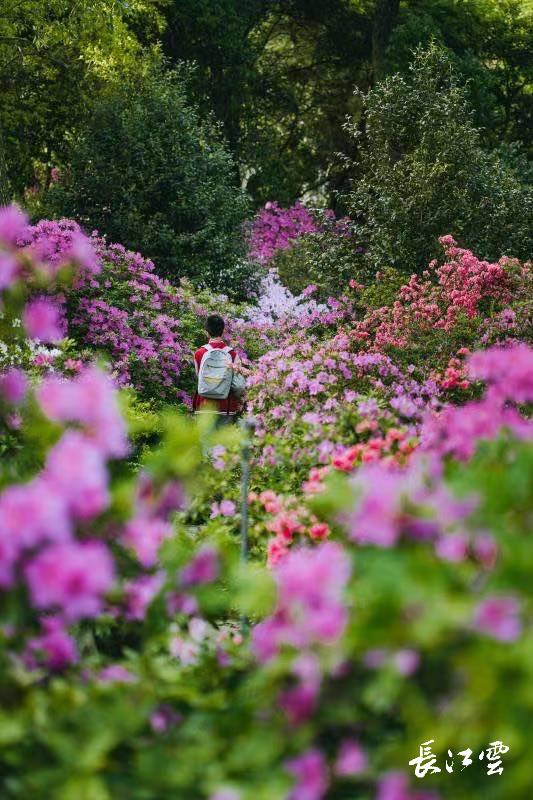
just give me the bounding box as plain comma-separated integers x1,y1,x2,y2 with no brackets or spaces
14,218,256,405
1,204,532,800
247,201,320,263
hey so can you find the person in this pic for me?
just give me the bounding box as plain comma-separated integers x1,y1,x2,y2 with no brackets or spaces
193,314,248,422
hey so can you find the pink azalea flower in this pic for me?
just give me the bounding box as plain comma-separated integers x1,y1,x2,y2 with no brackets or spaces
169,635,199,665
279,681,320,726
253,542,351,661
213,499,236,517
25,540,115,620
124,573,165,620
393,649,420,676
0,203,28,245
121,517,172,568
44,431,109,520
0,251,18,289
98,665,137,684
38,366,128,457
180,546,219,587
0,368,28,405
435,532,468,562
334,739,368,776
0,477,71,555
23,297,64,342
286,748,329,800
473,595,521,642
27,617,78,671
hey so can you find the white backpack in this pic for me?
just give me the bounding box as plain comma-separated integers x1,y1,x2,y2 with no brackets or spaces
197,344,233,400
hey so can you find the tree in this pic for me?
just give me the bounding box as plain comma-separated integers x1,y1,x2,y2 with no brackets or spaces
47,67,250,292
160,0,372,204
0,0,163,195
343,44,533,273
372,0,400,78
387,0,533,156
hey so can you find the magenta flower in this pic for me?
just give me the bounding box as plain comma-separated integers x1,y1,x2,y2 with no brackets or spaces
23,297,64,342
124,573,165,620
44,431,109,520
376,770,438,800
252,542,350,662
0,477,71,555
180,546,219,587
468,343,533,404
473,595,521,642
0,251,18,289
27,617,78,671
122,517,172,568
435,532,468,562
279,681,319,726
334,739,368,776
0,204,28,245
150,704,182,734
38,366,128,458
286,748,329,800
0,368,28,405
25,540,115,620
348,466,404,547
98,665,137,684
393,649,420,677
211,499,237,518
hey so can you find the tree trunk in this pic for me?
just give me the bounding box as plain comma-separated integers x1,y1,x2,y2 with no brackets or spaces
372,0,400,80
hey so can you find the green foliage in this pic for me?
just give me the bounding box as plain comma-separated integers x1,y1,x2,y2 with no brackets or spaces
46,66,250,291
274,228,368,299
0,0,163,196
388,0,533,155
343,44,533,275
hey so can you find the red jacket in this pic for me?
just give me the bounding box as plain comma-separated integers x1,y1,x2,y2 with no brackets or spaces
193,340,241,413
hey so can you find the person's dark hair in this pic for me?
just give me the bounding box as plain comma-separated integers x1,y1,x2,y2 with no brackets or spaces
206,314,225,338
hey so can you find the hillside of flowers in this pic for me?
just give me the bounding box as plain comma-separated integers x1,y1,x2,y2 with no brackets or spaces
0,199,532,800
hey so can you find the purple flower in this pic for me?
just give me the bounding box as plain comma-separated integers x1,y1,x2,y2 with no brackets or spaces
0,204,28,245
334,739,368,776
27,617,78,671
252,542,350,662
124,573,165,620
0,368,28,405
25,540,115,620
435,532,468,562
122,518,172,568
0,477,71,561
23,297,64,342
348,466,404,548
44,431,109,520
473,596,521,642
38,367,128,458
393,649,420,677
98,665,137,684
150,704,182,734
286,748,329,800
180,545,219,587
0,251,18,289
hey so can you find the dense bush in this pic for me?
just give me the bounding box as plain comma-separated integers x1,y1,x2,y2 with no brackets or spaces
274,226,366,299
46,67,251,295
14,217,258,407
344,44,533,275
